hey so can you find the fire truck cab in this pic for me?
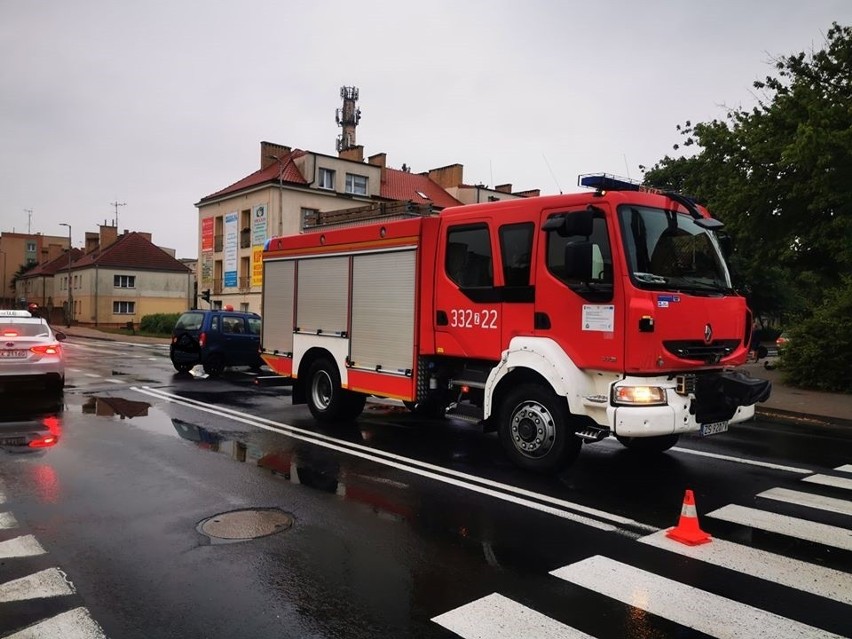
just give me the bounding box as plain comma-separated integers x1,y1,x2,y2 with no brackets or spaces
261,175,771,472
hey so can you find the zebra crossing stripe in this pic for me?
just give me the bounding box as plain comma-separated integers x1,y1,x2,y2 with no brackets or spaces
706,504,852,551
0,568,76,602
638,529,852,606
0,535,46,559
551,555,845,639
0,511,19,529
757,487,852,517
835,464,852,474
802,474,852,492
432,592,594,638
5,606,106,639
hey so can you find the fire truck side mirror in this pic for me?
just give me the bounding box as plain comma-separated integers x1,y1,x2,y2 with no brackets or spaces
563,242,593,281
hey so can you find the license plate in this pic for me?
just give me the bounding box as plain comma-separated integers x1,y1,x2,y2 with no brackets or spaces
0,437,26,446
700,421,729,436
0,350,26,359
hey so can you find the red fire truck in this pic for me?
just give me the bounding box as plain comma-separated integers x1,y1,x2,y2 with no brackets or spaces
260,175,771,472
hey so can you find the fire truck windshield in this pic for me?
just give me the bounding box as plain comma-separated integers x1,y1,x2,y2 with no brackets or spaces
617,205,733,294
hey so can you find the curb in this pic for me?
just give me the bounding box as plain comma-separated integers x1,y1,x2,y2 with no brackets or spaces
755,407,852,429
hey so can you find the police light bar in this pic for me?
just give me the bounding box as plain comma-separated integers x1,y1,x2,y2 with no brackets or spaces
578,173,661,194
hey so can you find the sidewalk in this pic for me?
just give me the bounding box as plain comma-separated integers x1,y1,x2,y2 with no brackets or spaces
61,325,851,427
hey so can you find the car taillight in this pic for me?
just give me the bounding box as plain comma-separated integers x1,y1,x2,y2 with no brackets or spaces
29,435,58,448
2,330,19,337
30,344,60,355
199,332,207,348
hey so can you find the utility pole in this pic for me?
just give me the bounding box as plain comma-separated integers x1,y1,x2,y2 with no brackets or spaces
110,200,127,228
24,209,33,234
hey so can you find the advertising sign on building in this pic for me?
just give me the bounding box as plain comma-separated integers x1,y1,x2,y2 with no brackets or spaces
224,212,238,288
252,204,268,247
251,246,263,287
201,217,214,252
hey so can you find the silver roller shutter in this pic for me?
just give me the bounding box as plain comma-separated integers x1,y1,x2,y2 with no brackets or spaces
350,250,416,373
297,256,350,334
262,260,295,353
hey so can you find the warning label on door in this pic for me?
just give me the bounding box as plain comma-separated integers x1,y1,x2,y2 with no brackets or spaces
582,305,614,332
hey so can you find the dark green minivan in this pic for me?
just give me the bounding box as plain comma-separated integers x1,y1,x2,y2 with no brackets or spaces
170,310,263,376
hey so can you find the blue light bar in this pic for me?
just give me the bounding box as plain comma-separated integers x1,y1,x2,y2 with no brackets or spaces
578,173,646,192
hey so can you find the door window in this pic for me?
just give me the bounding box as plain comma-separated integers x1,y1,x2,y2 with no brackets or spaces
222,316,245,334
499,223,534,286
445,225,493,288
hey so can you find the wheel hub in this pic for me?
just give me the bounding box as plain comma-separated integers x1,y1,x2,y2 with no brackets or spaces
510,402,555,458
312,370,332,409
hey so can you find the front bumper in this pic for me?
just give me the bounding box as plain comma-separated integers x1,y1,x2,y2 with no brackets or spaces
607,371,771,437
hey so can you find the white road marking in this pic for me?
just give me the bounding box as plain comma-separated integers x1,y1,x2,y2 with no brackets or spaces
6,606,107,639
66,368,82,373
104,378,125,384
133,386,645,533
0,511,19,529
802,474,852,491
551,555,845,639
0,535,47,559
758,487,852,517
432,592,593,638
670,446,813,474
147,357,159,361
835,464,852,474
84,373,101,378
0,568,75,602
638,529,852,606
707,504,852,551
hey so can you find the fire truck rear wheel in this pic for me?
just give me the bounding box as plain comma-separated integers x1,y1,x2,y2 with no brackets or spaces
307,358,364,422
498,383,581,472
615,434,680,453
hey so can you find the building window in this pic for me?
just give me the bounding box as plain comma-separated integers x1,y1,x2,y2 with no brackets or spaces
113,301,135,314
345,173,368,195
318,168,335,190
240,303,249,313
114,275,136,288
26,242,36,252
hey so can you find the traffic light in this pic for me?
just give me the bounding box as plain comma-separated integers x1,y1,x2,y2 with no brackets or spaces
200,289,211,305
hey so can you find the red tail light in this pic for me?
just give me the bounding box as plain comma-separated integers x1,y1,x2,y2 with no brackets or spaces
30,344,60,355
2,330,19,337
199,332,207,348
29,435,58,448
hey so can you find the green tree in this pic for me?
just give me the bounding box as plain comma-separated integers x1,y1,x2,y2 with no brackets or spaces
642,23,852,389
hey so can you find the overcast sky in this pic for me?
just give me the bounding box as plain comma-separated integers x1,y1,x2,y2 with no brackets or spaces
2,1,849,258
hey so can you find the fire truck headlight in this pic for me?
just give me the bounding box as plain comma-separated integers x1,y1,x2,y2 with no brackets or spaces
613,386,667,406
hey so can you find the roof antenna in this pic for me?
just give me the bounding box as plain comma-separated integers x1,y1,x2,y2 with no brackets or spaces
623,154,631,180
543,155,562,194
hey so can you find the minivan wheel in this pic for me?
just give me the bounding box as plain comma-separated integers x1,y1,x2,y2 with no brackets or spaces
172,360,193,374
203,354,225,377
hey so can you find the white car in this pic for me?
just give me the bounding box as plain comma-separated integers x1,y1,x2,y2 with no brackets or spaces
0,310,66,393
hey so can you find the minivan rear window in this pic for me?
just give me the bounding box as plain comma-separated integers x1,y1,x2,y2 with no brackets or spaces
175,312,203,331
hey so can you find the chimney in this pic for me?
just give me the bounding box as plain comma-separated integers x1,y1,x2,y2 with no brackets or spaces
261,141,291,170
513,189,541,198
100,224,118,249
137,232,152,243
85,232,99,254
338,145,364,162
495,184,512,193
427,164,464,189
367,153,386,168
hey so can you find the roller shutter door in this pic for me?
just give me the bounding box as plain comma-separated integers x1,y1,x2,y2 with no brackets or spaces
261,260,295,353
350,250,416,373
297,256,350,335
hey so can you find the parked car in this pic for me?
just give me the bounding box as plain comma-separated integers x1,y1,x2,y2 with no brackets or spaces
0,310,66,393
170,309,263,376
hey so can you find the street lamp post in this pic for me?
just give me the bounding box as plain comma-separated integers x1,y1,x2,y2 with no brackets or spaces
59,223,72,327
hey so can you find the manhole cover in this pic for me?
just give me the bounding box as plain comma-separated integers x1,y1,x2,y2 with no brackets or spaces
198,508,293,543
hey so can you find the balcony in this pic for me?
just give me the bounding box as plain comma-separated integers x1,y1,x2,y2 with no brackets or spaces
239,276,252,292
240,228,251,249
213,281,223,294
214,234,223,252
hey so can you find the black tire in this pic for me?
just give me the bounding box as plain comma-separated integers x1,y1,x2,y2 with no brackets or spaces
203,353,225,377
46,376,65,394
306,358,364,422
615,434,680,454
497,383,581,473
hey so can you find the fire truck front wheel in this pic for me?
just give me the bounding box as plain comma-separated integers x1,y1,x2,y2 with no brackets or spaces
498,384,581,472
306,358,365,422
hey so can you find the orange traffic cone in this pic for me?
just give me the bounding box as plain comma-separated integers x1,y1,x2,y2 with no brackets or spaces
666,489,712,546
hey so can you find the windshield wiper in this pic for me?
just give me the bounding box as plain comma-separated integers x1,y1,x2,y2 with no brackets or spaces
634,272,668,284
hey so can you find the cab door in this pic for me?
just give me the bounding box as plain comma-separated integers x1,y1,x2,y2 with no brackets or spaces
434,220,502,359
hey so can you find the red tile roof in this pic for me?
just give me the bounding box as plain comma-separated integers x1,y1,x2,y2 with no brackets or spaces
70,232,191,273
21,248,86,278
198,149,307,203
381,168,460,208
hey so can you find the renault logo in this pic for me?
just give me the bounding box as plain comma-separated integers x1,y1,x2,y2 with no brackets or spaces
704,323,713,344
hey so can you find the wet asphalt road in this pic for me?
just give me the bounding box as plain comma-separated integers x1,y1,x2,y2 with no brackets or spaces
0,337,850,638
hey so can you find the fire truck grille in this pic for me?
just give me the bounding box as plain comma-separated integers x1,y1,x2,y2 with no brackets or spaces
663,339,740,364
